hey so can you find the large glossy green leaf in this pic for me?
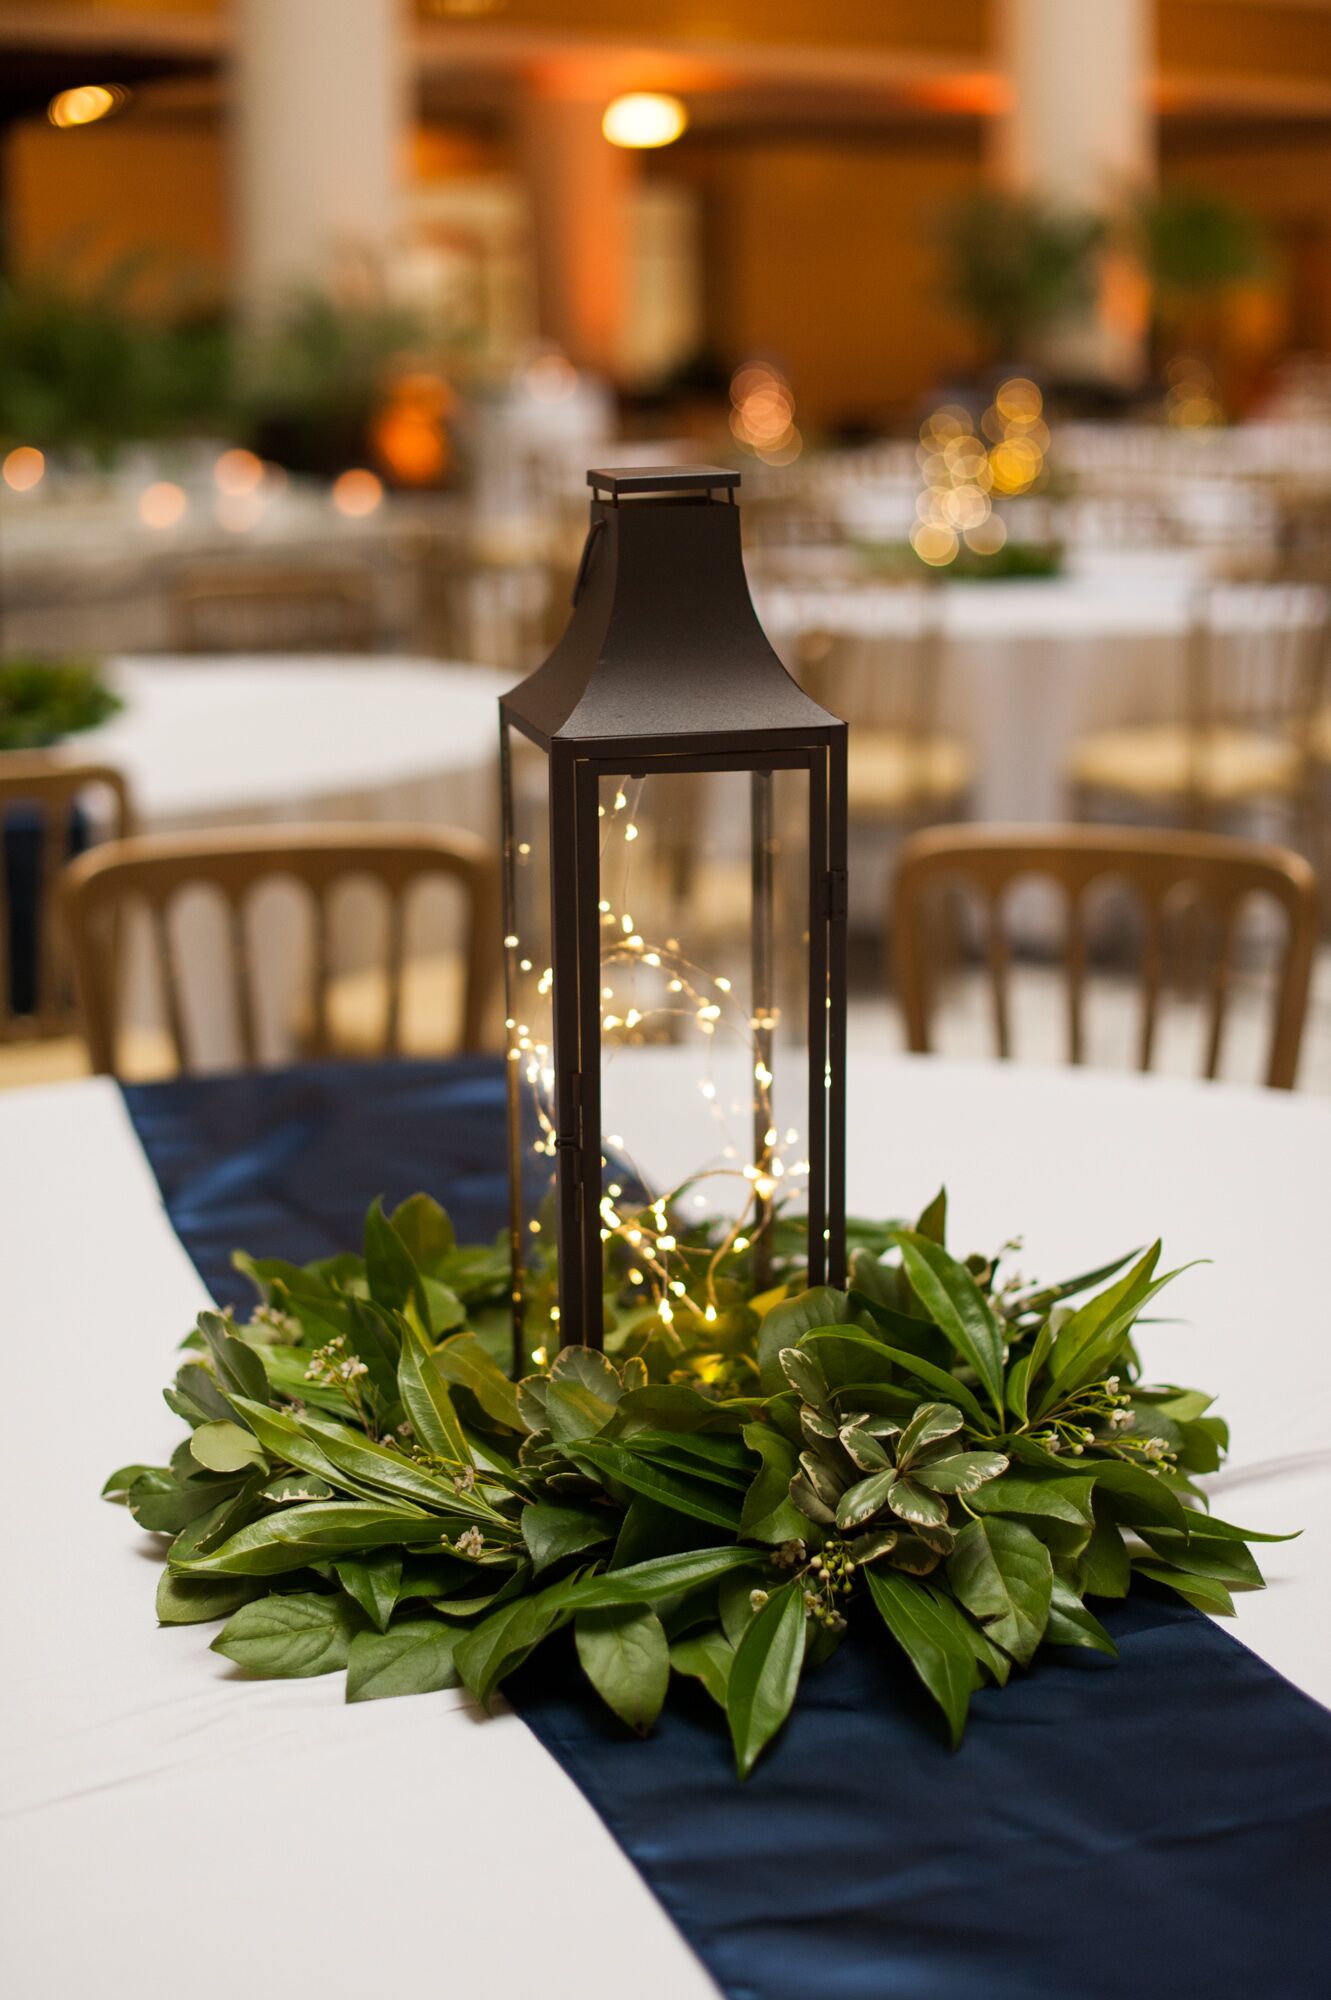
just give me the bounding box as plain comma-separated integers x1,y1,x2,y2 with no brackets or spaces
233,1398,495,1520
911,1451,1009,1495
175,1501,440,1575
725,1582,805,1778
947,1516,1053,1667
891,1232,1006,1418
1078,1516,1131,1598
1089,1458,1188,1530
346,1617,462,1701
1136,1523,1265,1590
557,1544,758,1610
189,1420,267,1475
739,1423,809,1543
575,1605,670,1734
197,1311,271,1406
805,1328,990,1431
521,1500,613,1574
334,1550,403,1632
453,1587,573,1704
1045,1244,1159,1388
212,1591,362,1677
895,1402,965,1470
397,1341,472,1467
432,1332,523,1431
1133,1563,1235,1615
390,1192,455,1273
364,1195,431,1329
669,1626,734,1708
1045,1575,1117,1656
224,1397,383,1501
968,1472,1098,1555
155,1570,265,1626
570,1439,743,1530
865,1566,981,1748
757,1287,857,1395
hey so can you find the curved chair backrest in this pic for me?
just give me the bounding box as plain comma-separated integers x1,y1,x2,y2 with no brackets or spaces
63,823,498,1076
892,824,1318,1090
0,753,133,1042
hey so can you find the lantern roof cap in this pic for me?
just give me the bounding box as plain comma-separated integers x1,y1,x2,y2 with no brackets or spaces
587,466,740,499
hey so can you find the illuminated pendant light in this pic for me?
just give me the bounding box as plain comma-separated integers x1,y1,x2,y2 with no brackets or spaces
602,92,688,149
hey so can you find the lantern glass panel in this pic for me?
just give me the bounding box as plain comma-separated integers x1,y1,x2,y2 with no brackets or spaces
596,762,811,1314
503,724,558,1352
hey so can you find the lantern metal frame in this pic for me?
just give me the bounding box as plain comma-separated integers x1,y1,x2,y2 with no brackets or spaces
500,466,847,1360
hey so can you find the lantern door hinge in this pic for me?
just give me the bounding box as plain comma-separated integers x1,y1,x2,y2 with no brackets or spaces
822,869,848,920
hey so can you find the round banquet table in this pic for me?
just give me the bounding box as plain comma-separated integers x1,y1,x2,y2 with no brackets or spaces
77,655,516,837
2,1052,1328,1999
755,556,1299,827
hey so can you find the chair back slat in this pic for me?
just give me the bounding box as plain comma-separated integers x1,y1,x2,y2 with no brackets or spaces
172,564,377,654
893,825,1317,1091
0,755,132,1043
63,825,498,1079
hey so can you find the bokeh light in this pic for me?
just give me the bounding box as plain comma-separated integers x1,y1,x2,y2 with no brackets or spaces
48,85,130,129
1164,356,1224,428
525,351,579,404
372,372,453,486
331,468,384,517
729,359,802,465
137,481,188,529
913,378,1049,565
2,446,45,493
602,93,688,149
213,448,265,498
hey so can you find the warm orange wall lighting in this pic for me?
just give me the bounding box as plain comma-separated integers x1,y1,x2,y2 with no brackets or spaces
48,85,131,130
602,93,688,149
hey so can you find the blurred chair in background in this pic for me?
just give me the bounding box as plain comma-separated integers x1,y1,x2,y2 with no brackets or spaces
63,825,498,1078
797,610,972,840
892,824,1316,1089
0,754,133,1085
1066,582,1329,847
171,563,378,654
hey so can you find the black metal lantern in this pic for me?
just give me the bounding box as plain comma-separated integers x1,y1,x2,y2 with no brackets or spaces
500,466,847,1366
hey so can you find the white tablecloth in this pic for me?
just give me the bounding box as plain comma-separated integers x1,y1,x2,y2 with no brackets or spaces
82,655,514,837
3,1056,1328,1997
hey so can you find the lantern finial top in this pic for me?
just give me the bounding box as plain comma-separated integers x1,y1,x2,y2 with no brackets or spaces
586,466,740,501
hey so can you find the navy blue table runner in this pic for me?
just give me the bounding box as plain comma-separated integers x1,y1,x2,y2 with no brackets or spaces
123,1059,1331,1999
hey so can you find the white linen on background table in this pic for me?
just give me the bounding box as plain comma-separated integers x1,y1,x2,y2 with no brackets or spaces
2,1056,1329,1998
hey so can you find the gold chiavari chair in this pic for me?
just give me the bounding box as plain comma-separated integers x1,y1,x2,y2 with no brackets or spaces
1067,582,1329,843
892,824,1317,1090
171,563,379,654
0,754,133,1084
63,825,499,1078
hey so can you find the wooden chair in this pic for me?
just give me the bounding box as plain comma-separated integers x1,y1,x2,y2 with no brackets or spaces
63,825,498,1078
797,613,972,832
171,563,378,654
1067,582,1329,839
892,824,1317,1089
0,754,132,1068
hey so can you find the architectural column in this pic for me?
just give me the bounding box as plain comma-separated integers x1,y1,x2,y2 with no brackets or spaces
232,0,408,312
518,85,635,378
992,0,1154,382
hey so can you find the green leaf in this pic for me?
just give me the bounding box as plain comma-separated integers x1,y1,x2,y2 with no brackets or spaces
102,1463,158,1499
725,1582,805,1778
231,1398,490,1518
757,1287,856,1395
346,1618,462,1701
453,1587,573,1705
1045,1243,1159,1387
947,1516,1053,1667
669,1626,734,1708
892,1231,1007,1418
911,1451,1009,1494
189,1420,267,1474
916,1186,947,1245
545,1347,623,1444
739,1423,809,1543
334,1550,403,1632
885,1476,950,1529
835,1467,896,1531
1136,1523,1265,1590
558,1544,758,1610
806,1327,990,1431
390,1192,455,1273
895,1401,965,1470
968,1472,1098,1555
156,1570,265,1626
1090,1458,1188,1530
1078,1516,1131,1598
397,1341,472,1467
1134,1564,1235,1615
212,1591,363,1677
778,1345,830,1409
575,1605,670,1734
175,1501,440,1576
171,1363,234,1425
128,1469,243,1535
865,1566,981,1747
521,1500,614,1574
571,1439,743,1531
197,1311,271,1407
364,1195,431,1329
1045,1575,1117,1655
433,1332,523,1431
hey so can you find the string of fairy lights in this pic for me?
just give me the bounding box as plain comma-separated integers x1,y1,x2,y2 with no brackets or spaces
505,778,811,1342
